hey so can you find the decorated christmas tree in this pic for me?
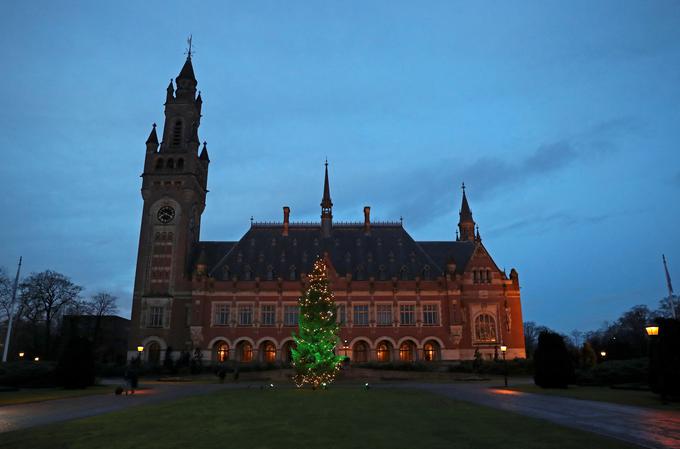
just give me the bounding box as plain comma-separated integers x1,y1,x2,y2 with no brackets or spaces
292,256,344,388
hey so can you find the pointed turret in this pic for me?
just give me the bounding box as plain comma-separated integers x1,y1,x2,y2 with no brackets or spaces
458,182,476,241
146,123,159,153
175,56,197,101
165,80,174,104
320,160,333,237
199,141,210,163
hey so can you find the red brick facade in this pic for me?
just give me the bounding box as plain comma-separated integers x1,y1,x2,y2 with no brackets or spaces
128,56,526,364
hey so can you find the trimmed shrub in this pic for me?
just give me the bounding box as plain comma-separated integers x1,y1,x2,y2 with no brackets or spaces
56,336,96,389
0,361,58,387
575,358,648,386
534,331,574,388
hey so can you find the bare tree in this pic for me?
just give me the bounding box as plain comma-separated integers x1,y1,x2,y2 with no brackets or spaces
0,268,13,324
20,270,82,358
88,292,119,345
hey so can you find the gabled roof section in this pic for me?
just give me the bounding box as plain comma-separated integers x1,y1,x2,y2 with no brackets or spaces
417,241,476,274
207,223,443,281
177,56,196,82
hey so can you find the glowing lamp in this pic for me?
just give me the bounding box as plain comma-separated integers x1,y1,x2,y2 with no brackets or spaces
645,326,659,336
500,345,507,353
600,351,607,357
18,352,24,358
137,346,144,353
34,357,39,362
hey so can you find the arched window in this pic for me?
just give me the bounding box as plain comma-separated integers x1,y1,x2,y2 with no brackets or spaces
475,314,497,343
177,158,184,170
239,342,253,362
262,342,276,363
486,269,491,283
214,342,229,362
353,341,368,363
423,341,439,361
172,120,183,146
376,342,391,362
400,266,408,280
282,341,296,363
147,341,161,364
399,341,415,362
473,270,479,283
155,158,163,170
167,158,175,169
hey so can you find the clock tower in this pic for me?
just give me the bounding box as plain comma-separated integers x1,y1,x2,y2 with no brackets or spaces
129,53,210,358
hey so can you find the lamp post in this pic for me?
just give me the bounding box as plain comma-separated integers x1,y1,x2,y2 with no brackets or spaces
18,352,24,359
500,345,508,387
137,345,144,363
645,324,661,402
600,350,607,359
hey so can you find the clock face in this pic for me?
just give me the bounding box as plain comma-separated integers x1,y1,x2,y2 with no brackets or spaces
157,206,175,224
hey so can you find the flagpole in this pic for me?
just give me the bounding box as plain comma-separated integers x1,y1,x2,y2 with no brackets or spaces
2,257,22,363
662,254,676,320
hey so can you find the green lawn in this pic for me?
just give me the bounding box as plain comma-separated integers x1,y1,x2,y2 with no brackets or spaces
0,387,638,449
505,384,680,411
0,385,111,406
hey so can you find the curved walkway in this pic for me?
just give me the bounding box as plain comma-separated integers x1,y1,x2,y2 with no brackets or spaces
397,382,680,449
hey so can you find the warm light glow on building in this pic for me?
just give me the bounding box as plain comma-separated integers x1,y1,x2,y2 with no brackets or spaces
137,345,144,353
18,352,24,358
645,326,659,336
500,345,507,352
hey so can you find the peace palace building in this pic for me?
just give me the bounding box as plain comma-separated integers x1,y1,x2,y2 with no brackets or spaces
128,55,527,365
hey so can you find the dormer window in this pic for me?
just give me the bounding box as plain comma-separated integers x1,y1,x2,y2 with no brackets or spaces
422,265,431,280
243,265,251,281
289,265,296,280
400,266,408,281
266,265,274,281
378,265,386,281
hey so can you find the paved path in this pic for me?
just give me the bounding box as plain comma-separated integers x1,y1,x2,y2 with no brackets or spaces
2,380,679,449
0,380,254,433
392,382,680,449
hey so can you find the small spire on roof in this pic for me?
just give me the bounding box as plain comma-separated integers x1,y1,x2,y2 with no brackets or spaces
199,141,210,162
146,123,159,144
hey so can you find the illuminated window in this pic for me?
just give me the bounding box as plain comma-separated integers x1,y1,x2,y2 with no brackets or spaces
376,342,391,362
149,306,164,328
353,304,369,326
422,304,439,326
213,303,229,326
474,314,497,343
423,341,439,361
261,304,275,326
399,304,415,325
239,342,253,362
399,341,415,362
377,304,392,326
215,342,229,362
238,305,253,326
354,341,368,363
284,305,299,326
262,342,276,363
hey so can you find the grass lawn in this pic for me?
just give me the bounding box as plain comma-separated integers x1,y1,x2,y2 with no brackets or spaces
0,387,638,449
0,385,112,406
505,384,680,411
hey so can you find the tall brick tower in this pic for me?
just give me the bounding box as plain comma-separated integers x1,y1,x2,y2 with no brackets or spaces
128,52,210,360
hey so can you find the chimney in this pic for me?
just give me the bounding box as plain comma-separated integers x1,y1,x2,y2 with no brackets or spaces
283,206,290,236
363,206,371,233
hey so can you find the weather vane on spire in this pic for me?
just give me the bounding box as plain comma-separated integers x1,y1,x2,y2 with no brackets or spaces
185,34,194,58
461,182,466,192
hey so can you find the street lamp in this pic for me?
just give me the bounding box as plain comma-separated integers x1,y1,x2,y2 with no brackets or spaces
645,325,659,337
500,345,508,387
600,351,607,358
18,352,24,359
34,356,39,362
137,345,144,363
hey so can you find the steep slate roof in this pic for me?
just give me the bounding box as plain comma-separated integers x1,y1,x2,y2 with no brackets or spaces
200,224,478,281
177,57,196,81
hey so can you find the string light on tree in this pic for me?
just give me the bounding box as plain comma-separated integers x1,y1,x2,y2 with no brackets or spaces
292,256,344,388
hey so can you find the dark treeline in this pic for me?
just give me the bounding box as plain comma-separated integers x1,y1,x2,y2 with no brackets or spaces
0,268,120,361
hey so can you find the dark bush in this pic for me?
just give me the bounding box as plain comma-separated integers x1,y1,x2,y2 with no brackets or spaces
0,361,58,387
534,331,574,388
649,318,680,400
575,358,648,386
56,336,96,389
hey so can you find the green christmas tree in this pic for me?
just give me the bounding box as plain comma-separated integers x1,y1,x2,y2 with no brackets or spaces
292,257,344,388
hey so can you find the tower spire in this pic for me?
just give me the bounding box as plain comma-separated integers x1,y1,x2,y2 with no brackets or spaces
458,182,476,241
321,160,333,237
146,123,159,153
663,254,677,319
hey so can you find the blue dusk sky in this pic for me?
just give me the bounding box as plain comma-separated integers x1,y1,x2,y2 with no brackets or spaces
1,1,679,334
